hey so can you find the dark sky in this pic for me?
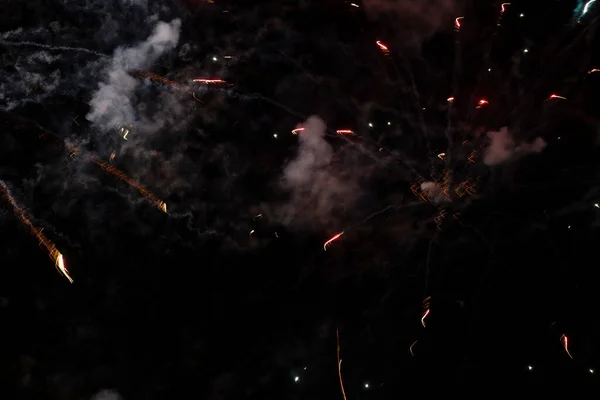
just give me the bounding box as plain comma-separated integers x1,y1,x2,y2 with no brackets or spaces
1,0,600,398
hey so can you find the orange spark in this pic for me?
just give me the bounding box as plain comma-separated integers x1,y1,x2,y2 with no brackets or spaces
336,129,355,135
0,180,73,283
547,93,566,101
91,157,168,214
560,334,574,359
437,152,446,160
324,231,344,251
336,328,348,400
192,78,227,84
376,40,389,53
421,308,430,327
409,340,418,356
447,96,455,104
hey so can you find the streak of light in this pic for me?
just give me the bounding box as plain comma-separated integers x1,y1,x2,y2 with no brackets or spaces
91,157,168,214
72,116,79,126
409,340,418,356
421,308,430,328
447,96,455,104
253,213,263,220
192,78,227,84
336,129,356,135
324,231,344,251
437,152,446,160
336,328,348,400
376,40,389,53
250,230,255,236
350,2,359,7
476,98,489,108
588,69,600,74
455,17,464,30
560,334,574,359
547,93,566,101
501,3,511,13
0,180,73,283
292,127,305,135
584,0,596,14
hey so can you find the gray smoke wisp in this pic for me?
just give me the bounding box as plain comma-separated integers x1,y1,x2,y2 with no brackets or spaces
483,127,547,166
86,19,181,132
278,116,359,229
420,181,450,203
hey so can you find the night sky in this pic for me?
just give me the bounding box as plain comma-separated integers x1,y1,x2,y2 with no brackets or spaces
1,0,600,398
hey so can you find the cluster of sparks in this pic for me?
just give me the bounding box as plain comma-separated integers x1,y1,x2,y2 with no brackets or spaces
0,180,73,283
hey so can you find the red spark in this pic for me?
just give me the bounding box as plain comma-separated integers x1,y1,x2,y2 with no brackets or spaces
447,96,455,104
547,93,566,101
455,17,464,30
588,69,600,74
501,3,511,13
292,127,305,135
324,231,344,251
376,41,389,53
421,308,430,328
336,129,355,135
560,334,574,359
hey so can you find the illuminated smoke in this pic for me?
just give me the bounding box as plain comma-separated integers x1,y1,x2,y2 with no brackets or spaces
279,116,358,228
483,127,547,166
421,181,449,203
86,19,181,132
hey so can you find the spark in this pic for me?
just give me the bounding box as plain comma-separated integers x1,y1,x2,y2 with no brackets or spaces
528,365,533,370
447,96,455,104
376,40,389,53
455,17,464,30
437,152,446,160
476,98,489,108
91,157,168,214
588,69,600,74
547,93,566,101
253,213,263,220
421,308,430,327
324,231,344,251
501,3,511,13
109,151,116,163
0,180,73,283
364,383,369,388
409,340,418,356
192,78,227,84
292,127,304,135
560,334,574,359
250,230,255,236
336,129,356,135
336,328,348,400
294,376,299,382
584,0,596,14
350,2,359,7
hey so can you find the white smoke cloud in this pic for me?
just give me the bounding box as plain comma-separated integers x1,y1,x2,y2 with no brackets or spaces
86,19,181,132
278,116,358,228
483,127,547,166
90,389,123,400
420,181,449,203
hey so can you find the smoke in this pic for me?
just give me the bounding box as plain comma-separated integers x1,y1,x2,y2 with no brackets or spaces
483,127,547,166
86,19,181,132
278,116,359,229
421,181,449,203
90,390,123,400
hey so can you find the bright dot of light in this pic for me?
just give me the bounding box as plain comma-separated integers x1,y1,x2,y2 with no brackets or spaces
364,383,369,388
523,49,529,53
368,122,373,127
568,226,571,229
387,121,391,125
422,107,426,110
520,13,524,17
590,369,595,374
488,68,491,72
303,367,307,370
528,365,533,370
294,376,299,382
595,203,599,208
212,56,218,61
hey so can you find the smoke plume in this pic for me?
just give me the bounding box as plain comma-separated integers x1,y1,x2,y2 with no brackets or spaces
483,127,547,165
279,116,358,229
86,19,181,132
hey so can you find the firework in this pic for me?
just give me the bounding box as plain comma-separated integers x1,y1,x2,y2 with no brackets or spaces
0,180,73,283
324,231,344,251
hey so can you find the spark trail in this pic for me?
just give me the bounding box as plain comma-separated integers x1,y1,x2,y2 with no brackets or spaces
0,180,73,283
90,157,168,213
